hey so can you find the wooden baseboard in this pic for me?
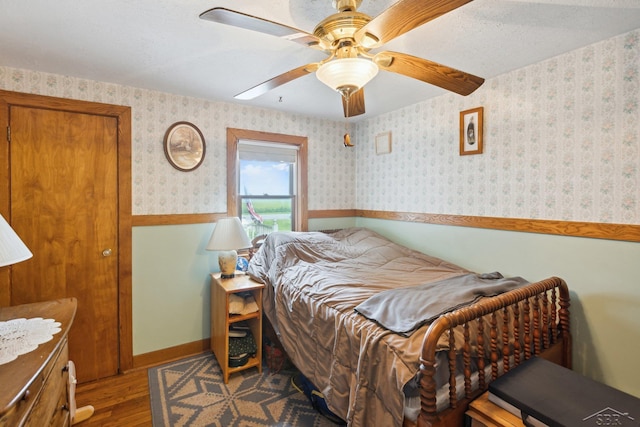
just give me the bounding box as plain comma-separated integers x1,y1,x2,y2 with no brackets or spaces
130,339,210,372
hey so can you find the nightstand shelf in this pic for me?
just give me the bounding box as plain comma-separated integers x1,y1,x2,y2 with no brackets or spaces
210,273,264,383
229,312,260,323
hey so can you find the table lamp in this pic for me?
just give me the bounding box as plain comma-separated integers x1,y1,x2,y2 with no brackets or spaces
0,214,33,267
206,217,252,278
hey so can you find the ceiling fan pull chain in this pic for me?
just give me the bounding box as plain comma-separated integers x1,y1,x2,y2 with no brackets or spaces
344,96,348,143
344,94,353,147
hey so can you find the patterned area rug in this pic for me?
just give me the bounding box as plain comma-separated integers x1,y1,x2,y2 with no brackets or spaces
148,352,337,427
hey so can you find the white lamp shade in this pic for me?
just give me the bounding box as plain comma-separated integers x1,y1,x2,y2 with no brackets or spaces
316,58,379,94
0,214,33,267
206,217,252,251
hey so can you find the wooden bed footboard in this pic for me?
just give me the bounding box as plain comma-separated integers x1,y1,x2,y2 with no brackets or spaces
416,276,571,427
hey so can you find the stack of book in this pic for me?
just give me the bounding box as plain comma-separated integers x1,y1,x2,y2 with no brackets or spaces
488,357,639,426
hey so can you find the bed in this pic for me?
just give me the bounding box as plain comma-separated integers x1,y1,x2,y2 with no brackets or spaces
247,227,571,427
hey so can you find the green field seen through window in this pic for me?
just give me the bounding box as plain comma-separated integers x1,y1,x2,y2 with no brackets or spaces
241,198,292,237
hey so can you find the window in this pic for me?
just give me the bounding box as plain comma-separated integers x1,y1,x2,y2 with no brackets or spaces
227,128,308,238
238,142,296,237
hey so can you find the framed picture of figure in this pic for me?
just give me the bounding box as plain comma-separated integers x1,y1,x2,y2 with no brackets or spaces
460,107,483,156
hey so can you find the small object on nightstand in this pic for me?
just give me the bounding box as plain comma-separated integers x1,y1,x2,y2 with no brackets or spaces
236,256,249,272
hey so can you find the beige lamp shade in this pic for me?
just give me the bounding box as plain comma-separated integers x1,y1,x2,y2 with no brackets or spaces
0,214,33,267
206,217,252,278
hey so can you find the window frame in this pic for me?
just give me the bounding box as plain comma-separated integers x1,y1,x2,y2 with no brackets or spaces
226,128,308,232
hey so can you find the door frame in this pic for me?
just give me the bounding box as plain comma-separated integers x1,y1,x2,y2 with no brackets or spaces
0,90,134,373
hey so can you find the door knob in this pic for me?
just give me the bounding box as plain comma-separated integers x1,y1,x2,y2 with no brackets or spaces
102,249,112,257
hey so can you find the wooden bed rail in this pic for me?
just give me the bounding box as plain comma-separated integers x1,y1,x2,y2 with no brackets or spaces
417,277,571,427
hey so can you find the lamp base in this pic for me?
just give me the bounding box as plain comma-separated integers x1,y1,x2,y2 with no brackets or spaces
218,250,238,279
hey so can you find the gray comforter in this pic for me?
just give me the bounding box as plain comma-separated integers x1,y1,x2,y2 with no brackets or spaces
355,272,528,337
248,228,520,427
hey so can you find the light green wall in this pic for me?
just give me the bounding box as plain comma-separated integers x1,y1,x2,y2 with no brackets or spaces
132,217,356,355
308,217,358,232
357,217,640,398
133,217,640,399
132,223,216,355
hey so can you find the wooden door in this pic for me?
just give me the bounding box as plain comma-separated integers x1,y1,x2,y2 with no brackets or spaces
9,106,119,382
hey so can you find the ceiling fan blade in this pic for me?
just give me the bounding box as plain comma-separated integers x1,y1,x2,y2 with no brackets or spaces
342,88,366,117
374,51,484,96
235,63,320,100
355,0,473,48
200,7,326,49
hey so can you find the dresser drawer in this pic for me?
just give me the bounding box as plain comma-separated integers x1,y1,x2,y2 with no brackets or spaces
49,387,71,427
24,340,70,426
0,370,44,427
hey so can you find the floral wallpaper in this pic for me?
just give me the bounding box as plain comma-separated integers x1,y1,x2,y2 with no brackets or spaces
356,29,639,225
0,68,355,215
1,28,638,224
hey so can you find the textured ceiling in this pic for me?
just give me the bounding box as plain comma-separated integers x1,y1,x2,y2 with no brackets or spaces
1,0,639,121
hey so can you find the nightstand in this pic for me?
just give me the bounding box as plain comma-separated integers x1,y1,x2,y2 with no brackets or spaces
210,272,264,383
465,392,524,427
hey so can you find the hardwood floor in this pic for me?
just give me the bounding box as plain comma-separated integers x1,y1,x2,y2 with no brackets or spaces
75,369,152,426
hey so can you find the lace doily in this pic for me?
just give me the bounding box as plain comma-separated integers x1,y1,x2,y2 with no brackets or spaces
0,317,61,365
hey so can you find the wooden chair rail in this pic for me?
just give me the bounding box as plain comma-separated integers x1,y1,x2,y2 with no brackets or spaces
134,210,640,243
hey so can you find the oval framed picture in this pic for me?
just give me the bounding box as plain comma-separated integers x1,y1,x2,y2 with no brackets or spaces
163,121,206,171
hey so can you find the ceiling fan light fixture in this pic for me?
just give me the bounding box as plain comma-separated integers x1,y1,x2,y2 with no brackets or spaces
316,58,378,95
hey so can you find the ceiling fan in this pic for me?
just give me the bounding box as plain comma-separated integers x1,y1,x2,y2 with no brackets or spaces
200,0,485,118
